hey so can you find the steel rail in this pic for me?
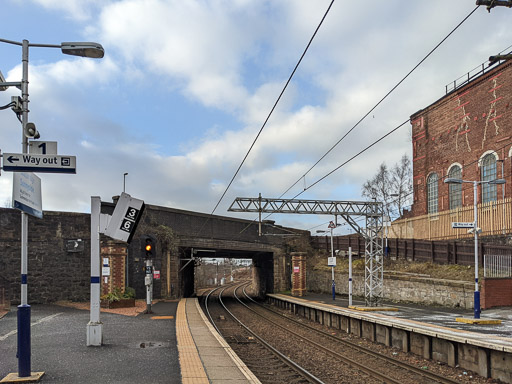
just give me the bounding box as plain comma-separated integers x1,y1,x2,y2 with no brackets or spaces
210,282,325,384
241,288,461,384
231,285,401,384
203,285,224,336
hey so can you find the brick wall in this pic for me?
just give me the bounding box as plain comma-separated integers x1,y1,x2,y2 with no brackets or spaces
100,242,127,295
291,252,306,296
411,61,512,217
481,277,512,309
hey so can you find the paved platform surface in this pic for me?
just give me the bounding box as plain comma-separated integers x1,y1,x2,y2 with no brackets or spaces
0,299,259,383
178,298,259,384
0,301,181,383
280,292,512,338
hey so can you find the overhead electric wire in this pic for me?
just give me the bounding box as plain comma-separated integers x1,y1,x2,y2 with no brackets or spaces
225,4,481,239
230,117,407,239
277,4,480,200
259,118,410,224
194,0,336,237
208,0,335,217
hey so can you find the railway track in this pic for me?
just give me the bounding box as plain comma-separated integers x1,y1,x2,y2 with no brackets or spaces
203,283,323,384
235,285,464,384
202,282,484,384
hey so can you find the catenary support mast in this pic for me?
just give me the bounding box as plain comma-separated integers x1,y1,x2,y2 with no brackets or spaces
228,197,384,306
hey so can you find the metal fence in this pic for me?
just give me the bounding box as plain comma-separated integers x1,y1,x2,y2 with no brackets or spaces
311,234,512,267
484,254,512,278
388,198,512,241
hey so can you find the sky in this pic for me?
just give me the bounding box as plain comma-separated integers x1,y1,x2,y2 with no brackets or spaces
0,0,511,235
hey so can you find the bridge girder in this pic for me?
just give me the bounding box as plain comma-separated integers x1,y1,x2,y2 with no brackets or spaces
229,197,384,306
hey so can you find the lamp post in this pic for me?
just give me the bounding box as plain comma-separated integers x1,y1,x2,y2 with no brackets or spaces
317,221,339,301
123,172,128,193
444,177,506,319
0,37,103,378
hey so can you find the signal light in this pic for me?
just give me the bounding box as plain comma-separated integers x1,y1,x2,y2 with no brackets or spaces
141,235,155,258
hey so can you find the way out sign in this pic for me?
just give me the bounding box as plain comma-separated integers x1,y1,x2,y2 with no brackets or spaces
452,222,474,229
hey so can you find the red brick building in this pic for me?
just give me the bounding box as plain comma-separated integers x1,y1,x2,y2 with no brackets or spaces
409,60,512,219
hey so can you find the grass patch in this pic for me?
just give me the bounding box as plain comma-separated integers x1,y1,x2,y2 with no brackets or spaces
310,253,475,281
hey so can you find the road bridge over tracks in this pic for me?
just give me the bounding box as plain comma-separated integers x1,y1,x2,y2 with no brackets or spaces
103,201,310,300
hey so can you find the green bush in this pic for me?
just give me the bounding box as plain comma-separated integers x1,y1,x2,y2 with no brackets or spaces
101,287,135,302
123,287,136,299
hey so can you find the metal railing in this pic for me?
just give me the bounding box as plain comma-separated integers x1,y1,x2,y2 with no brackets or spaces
484,254,512,277
445,44,512,94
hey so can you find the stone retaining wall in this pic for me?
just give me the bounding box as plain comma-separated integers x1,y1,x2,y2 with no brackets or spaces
308,268,473,308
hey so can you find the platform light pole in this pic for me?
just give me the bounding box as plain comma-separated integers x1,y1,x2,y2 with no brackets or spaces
0,38,103,378
317,221,339,301
444,177,505,319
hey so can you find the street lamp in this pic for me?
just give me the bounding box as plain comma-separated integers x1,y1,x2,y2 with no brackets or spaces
444,177,506,319
123,172,128,193
317,221,340,301
0,37,103,378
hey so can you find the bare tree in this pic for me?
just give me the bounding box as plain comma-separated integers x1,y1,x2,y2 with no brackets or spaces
361,154,412,219
389,154,412,218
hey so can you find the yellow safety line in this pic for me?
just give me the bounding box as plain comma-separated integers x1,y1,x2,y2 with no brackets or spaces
176,299,209,384
455,317,502,325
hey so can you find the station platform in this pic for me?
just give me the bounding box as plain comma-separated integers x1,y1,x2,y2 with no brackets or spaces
177,298,260,384
0,298,260,383
275,292,512,337
267,292,512,383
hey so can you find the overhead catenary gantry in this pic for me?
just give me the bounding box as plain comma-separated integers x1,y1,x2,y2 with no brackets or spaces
228,196,384,307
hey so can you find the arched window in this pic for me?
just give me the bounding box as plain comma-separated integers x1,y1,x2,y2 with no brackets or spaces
448,165,462,209
481,153,497,203
427,173,438,214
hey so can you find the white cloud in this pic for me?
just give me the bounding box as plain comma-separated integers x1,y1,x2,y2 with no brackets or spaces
29,0,108,21
1,1,509,231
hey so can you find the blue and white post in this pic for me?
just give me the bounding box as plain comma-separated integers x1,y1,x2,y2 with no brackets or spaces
348,247,353,307
17,39,31,378
473,182,481,319
330,224,335,301
87,196,103,346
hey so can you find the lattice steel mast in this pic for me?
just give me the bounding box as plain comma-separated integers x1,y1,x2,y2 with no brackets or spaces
228,197,384,306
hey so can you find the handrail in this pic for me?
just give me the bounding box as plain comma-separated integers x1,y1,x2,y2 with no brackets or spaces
445,44,512,94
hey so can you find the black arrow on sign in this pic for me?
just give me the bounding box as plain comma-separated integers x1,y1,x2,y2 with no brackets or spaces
7,156,19,163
